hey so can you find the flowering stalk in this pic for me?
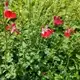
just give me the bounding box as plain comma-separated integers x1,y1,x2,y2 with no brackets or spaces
4,1,8,53
4,0,17,53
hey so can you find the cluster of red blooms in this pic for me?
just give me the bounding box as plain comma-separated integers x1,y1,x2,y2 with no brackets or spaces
41,16,75,38
41,25,54,38
4,1,75,37
4,0,19,34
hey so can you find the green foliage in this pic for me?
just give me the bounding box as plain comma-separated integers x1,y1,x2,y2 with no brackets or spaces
0,0,80,80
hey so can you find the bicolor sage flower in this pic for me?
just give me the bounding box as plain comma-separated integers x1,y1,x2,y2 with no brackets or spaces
41,25,54,38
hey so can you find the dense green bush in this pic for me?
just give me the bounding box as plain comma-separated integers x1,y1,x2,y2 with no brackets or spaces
0,0,80,80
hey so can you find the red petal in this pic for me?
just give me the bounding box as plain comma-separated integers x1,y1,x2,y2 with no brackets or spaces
47,29,54,34
54,16,63,26
12,23,16,27
54,16,60,20
41,29,54,38
64,31,71,38
41,33,46,38
5,25,11,30
11,23,16,33
54,16,57,20
67,28,75,33
41,31,48,38
4,10,16,19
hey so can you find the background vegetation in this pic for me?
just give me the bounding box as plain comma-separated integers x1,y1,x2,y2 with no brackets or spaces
0,0,80,80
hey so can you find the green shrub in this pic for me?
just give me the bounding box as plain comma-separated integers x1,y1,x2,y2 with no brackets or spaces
0,0,80,80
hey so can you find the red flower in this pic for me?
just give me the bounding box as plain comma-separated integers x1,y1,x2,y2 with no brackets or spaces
64,30,71,38
4,0,16,19
4,10,16,19
53,16,64,26
11,23,17,33
41,25,54,38
5,25,11,30
64,28,74,38
6,23,19,34
11,23,19,34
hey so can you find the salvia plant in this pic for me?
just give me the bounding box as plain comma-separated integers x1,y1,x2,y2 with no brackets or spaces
0,0,80,80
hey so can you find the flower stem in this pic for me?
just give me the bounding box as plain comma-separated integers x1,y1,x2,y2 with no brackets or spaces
4,20,8,54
